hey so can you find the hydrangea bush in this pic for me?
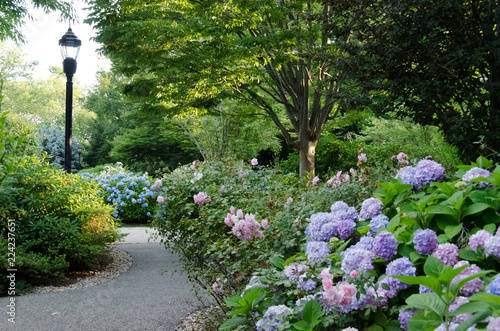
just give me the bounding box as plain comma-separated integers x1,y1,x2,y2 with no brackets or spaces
80,162,156,223
221,156,500,331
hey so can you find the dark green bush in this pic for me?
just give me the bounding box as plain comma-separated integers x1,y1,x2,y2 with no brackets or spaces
0,156,121,293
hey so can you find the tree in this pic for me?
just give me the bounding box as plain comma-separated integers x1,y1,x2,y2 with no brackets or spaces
83,70,134,167
86,0,364,176
0,0,74,43
329,0,500,162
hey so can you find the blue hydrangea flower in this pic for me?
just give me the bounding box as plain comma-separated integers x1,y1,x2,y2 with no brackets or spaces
142,203,148,208
341,248,375,275
486,276,500,296
399,309,419,331
449,296,472,324
395,166,420,189
484,236,500,258
306,241,331,262
386,257,416,290
413,229,438,254
369,214,389,237
337,219,356,240
462,167,492,188
359,197,383,220
297,278,317,292
373,231,397,261
469,230,493,252
452,261,484,297
305,212,338,242
414,160,445,186
343,236,374,256
256,305,293,331
284,263,308,281
331,201,358,222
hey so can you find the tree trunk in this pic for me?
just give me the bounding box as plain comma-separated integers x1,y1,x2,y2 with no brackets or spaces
298,138,318,177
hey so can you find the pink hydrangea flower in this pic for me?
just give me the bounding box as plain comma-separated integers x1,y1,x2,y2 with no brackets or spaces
323,282,357,308
251,158,258,166
432,243,459,265
212,282,223,294
358,153,367,163
312,176,319,185
157,196,165,204
469,230,493,252
396,152,409,165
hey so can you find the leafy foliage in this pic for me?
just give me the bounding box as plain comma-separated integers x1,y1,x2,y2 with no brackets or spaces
0,156,121,293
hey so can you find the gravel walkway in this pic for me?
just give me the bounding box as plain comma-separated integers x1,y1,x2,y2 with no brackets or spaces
0,227,203,331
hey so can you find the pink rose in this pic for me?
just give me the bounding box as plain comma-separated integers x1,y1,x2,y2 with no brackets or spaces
251,158,258,166
157,196,164,204
262,219,269,229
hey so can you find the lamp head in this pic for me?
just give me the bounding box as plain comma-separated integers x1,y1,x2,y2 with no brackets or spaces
59,28,82,61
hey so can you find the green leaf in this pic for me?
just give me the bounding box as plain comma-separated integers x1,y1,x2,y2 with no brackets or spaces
387,215,400,228
269,256,285,271
484,223,497,234
458,249,480,262
463,203,492,217
424,256,449,278
444,223,462,240
406,293,445,317
407,310,441,331
475,156,493,169
449,270,491,295
292,300,322,330
219,317,253,330
426,205,456,216
225,294,244,307
409,251,424,262
451,301,500,315
469,292,500,304
365,325,384,331
392,275,442,295
456,311,491,331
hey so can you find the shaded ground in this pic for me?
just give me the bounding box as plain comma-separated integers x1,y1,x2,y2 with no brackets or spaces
0,228,201,331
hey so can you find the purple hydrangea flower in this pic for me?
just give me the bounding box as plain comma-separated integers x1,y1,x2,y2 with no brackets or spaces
484,236,500,258
399,309,419,330
256,305,293,331
413,229,438,254
469,230,493,252
374,278,398,306
337,219,356,240
341,248,375,275
462,167,492,188
487,317,500,331
283,263,308,281
359,197,383,220
369,214,389,237
297,278,317,292
419,285,434,294
386,257,416,290
432,243,459,265
395,166,420,189
449,296,472,324
434,323,460,331
486,276,500,296
306,241,331,262
373,231,397,261
452,261,484,297
414,160,446,186
331,201,358,221
305,212,337,242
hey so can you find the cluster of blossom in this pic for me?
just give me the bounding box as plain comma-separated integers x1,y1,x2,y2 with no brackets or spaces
462,167,492,188
284,197,293,210
486,275,500,295
373,231,397,261
385,257,417,290
392,152,409,165
312,176,320,185
452,261,484,296
359,197,383,220
369,214,389,237
398,309,419,330
358,153,367,165
255,305,293,331
193,192,211,205
190,172,203,183
80,172,155,218
432,243,459,265
151,179,162,190
251,158,258,166
212,277,227,294
396,159,445,188
283,262,308,281
305,201,358,243
223,207,267,241
320,268,357,309
327,170,351,188
413,229,438,254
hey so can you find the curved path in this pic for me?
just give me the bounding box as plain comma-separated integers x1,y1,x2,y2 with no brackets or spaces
1,227,201,331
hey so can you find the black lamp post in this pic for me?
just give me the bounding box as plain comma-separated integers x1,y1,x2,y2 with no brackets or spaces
59,27,81,174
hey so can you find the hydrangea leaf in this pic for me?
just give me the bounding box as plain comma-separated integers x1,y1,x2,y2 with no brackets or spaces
450,300,500,316
406,293,445,317
456,311,491,331
444,223,462,240
463,203,492,217
392,275,442,295
449,270,491,295
457,249,480,262
424,256,449,278
219,317,253,330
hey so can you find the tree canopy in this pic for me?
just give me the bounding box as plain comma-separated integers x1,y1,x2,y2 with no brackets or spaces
0,0,75,43
86,0,365,175
330,0,500,161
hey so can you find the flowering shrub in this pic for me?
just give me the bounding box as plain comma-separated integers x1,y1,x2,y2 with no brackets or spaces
80,162,156,223
221,156,500,331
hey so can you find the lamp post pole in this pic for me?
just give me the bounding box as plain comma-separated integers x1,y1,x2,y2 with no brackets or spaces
59,28,81,174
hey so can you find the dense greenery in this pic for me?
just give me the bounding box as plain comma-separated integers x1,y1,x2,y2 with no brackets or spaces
86,0,369,176
328,0,500,163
